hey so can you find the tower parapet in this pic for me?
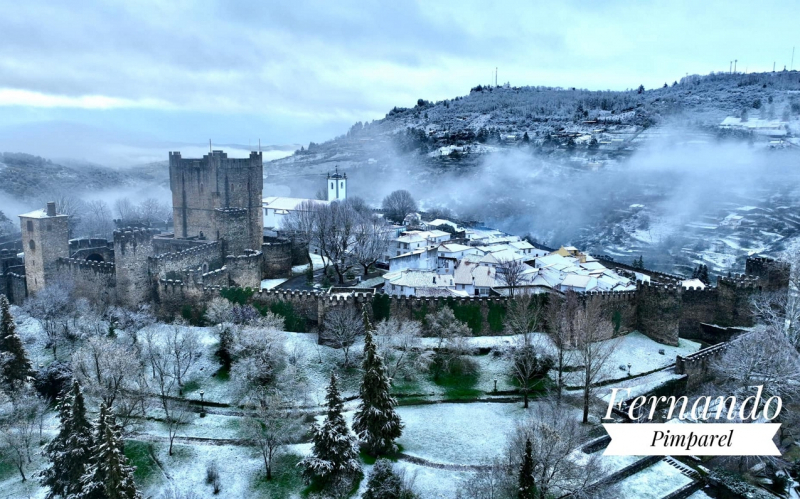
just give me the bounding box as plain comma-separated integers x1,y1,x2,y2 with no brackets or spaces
169,149,263,251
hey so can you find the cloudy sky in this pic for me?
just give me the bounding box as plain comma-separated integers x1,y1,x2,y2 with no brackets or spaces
0,0,798,164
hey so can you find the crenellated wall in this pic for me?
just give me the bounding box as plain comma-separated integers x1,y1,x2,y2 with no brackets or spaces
715,274,760,327
262,237,292,278
585,290,638,337
226,250,263,288
636,282,682,346
6,271,27,305
679,286,719,340
148,241,222,279
745,256,790,292
57,258,116,303
675,342,729,388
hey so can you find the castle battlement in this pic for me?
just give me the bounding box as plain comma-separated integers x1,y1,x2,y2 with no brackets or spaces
150,241,220,264
225,249,262,262
114,227,158,247
57,257,115,274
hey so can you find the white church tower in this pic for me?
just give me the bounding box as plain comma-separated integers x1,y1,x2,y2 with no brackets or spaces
327,166,347,201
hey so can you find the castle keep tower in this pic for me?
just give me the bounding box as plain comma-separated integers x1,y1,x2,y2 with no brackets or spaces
327,166,347,201
19,202,69,293
169,150,263,252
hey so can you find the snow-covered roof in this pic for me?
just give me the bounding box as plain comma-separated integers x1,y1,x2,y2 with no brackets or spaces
384,269,454,288
262,197,329,211
427,219,460,230
561,274,596,290
437,243,473,254
19,209,54,219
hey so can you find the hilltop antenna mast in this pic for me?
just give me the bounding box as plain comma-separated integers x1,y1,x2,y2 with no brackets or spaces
734,59,738,73
774,61,776,72
209,139,212,153
729,61,732,74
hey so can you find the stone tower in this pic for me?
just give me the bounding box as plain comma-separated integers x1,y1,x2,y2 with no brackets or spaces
169,150,263,252
114,228,156,306
19,202,69,293
327,166,347,201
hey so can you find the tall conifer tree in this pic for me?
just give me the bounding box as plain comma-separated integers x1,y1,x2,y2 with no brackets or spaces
353,308,403,455
300,372,361,486
518,438,535,499
41,380,94,498
0,294,32,388
79,402,141,499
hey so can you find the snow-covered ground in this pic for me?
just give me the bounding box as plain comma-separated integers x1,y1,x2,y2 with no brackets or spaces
602,459,694,498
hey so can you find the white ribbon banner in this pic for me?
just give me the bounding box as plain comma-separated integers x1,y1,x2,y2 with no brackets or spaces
603,423,781,456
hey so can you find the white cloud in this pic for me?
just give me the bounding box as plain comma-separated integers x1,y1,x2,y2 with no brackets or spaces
0,88,176,110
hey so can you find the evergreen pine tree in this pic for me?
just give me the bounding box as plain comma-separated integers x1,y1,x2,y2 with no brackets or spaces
518,438,535,499
299,372,361,486
699,265,710,285
79,402,141,499
363,458,418,499
0,294,32,389
353,308,403,456
691,265,699,279
41,380,94,499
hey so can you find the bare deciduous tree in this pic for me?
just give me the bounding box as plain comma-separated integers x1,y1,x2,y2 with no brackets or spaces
573,299,616,424
165,326,201,390
497,258,527,298
282,200,321,267
24,280,75,359
73,335,140,408
324,307,364,367
373,317,424,381
352,214,392,276
241,390,303,480
0,387,46,481
314,200,360,284
381,190,417,223
546,291,580,401
81,200,114,238
114,197,138,221
508,398,606,499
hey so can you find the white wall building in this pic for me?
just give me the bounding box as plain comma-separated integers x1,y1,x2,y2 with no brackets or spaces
262,197,329,229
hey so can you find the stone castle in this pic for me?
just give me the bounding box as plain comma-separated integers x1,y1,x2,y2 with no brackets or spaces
0,149,293,308
0,148,790,350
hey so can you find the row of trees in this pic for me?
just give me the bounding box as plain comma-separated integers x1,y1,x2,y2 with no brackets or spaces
284,197,394,283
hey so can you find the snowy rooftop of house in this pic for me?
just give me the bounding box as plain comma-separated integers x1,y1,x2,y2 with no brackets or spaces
389,247,435,260
720,117,786,129
427,219,461,230
19,208,59,219
384,269,454,288
262,196,329,211
454,261,498,287
396,230,450,243
437,243,473,254
561,274,595,290
508,240,535,250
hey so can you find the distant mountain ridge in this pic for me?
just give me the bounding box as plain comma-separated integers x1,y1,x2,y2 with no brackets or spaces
272,70,800,173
